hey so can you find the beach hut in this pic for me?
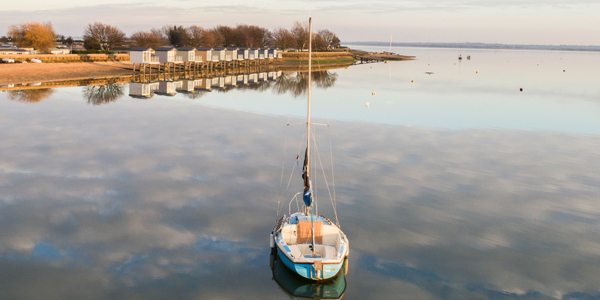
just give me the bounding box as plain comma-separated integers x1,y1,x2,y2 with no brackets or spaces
195,47,213,62
155,47,182,63
129,47,157,64
225,47,238,62
212,47,226,62
257,47,266,60
237,47,250,60
249,47,259,60
267,47,278,59
128,82,159,98
177,47,196,62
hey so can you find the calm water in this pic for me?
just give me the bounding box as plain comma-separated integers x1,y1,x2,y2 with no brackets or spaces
1,48,600,299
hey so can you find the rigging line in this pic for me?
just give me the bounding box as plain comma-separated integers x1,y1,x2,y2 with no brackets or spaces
313,127,318,217
284,131,306,199
312,127,339,227
330,140,339,227
279,115,291,197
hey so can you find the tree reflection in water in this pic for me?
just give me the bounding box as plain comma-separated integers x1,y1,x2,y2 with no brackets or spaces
273,71,338,98
83,83,125,105
183,91,209,100
7,89,55,103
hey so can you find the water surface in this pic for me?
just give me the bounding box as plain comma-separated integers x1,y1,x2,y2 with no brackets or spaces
1,48,600,299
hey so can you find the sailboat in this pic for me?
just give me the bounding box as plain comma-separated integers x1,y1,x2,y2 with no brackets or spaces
270,17,350,282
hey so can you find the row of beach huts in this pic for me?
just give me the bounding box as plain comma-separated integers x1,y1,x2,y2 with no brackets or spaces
129,70,283,98
130,46,281,71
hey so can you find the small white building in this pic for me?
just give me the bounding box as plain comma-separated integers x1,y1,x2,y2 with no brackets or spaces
129,47,158,64
237,47,250,60
177,47,196,62
0,48,30,55
195,47,213,62
225,47,239,61
249,47,259,60
155,47,182,64
212,47,226,62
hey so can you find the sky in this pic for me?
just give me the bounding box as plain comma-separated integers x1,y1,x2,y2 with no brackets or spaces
2,1,600,47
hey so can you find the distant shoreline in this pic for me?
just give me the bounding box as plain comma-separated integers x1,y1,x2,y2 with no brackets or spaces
343,42,600,52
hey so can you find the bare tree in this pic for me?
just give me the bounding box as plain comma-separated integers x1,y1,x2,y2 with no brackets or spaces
272,27,297,50
214,25,236,46
318,29,340,50
291,21,309,51
206,28,223,47
8,22,56,52
130,31,161,49
187,25,205,47
151,27,168,45
83,23,125,50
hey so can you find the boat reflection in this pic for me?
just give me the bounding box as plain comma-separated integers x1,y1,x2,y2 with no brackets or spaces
271,252,347,300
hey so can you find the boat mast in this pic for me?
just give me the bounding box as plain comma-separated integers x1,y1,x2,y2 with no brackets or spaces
307,17,316,258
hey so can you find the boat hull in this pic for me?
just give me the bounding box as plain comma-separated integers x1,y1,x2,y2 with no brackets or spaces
276,247,344,282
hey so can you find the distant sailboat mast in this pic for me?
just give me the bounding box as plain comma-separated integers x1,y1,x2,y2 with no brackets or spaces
389,34,393,53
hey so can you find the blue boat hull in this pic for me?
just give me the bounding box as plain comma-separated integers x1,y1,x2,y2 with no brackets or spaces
277,247,344,281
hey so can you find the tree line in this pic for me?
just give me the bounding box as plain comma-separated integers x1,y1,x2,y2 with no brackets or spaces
4,21,341,53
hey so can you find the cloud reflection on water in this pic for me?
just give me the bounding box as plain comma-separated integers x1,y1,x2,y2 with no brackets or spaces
1,79,600,298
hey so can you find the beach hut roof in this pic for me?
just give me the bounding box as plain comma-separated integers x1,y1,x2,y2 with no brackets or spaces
195,47,213,51
177,47,196,51
130,47,153,51
237,47,251,50
212,47,226,50
155,46,176,51
250,47,260,50
226,47,239,50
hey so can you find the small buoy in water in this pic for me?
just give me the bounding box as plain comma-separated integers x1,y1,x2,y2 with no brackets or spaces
537,64,539,66
372,92,376,95
411,80,414,83
476,71,479,74
520,88,523,92
428,64,430,66
366,102,370,108
563,70,565,72
370,67,372,69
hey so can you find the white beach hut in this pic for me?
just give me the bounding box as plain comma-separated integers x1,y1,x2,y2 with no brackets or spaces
177,47,196,62
155,47,182,64
129,47,157,64
195,47,213,63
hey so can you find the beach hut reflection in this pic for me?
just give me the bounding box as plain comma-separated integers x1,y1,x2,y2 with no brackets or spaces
129,82,159,99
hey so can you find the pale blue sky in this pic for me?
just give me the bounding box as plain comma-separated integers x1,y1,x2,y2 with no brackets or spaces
2,0,600,45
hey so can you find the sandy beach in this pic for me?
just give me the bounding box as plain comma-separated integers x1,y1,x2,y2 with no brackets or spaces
0,62,133,85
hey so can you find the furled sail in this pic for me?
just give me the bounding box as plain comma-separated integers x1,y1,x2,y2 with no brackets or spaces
302,147,312,207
